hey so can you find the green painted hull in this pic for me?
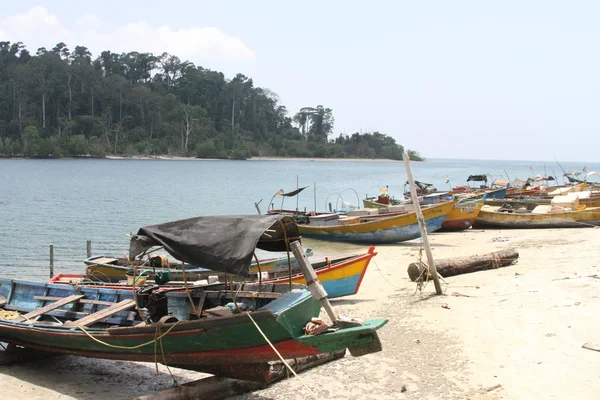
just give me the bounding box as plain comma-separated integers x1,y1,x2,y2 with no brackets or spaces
0,278,387,381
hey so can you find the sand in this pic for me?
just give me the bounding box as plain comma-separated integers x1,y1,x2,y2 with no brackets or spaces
2,227,600,399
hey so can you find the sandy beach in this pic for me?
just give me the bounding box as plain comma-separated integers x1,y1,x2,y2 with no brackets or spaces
2,227,599,399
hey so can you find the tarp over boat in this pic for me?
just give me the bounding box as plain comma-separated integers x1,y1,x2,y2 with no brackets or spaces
129,215,299,276
275,186,309,197
467,174,488,182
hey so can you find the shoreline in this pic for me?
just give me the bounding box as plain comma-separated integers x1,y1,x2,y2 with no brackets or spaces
0,155,406,162
3,228,600,399
106,155,405,162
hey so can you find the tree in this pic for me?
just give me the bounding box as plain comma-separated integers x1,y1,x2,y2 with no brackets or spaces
0,40,422,160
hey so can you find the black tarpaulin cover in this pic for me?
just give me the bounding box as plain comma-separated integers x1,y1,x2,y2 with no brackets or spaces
129,215,299,276
467,175,488,182
276,186,309,197
406,180,434,190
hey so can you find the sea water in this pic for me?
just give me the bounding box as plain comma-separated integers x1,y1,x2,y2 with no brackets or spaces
0,158,597,280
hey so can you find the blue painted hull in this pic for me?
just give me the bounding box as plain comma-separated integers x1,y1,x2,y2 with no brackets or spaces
300,215,447,244
322,274,362,298
483,188,508,199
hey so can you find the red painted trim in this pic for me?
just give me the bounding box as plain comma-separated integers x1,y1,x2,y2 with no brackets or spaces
353,250,375,294
1,337,322,365
265,250,376,285
440,218,476,231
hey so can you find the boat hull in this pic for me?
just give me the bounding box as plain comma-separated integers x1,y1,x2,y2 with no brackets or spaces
473,208,600,228
0,279,387,381
439,200,484,231
298,202,454,244
265,247,376,298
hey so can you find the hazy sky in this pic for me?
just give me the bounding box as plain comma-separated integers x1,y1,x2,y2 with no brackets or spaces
1,1,598,162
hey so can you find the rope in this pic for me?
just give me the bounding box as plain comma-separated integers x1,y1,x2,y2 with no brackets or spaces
0,310,20,320
181,262,201,319
372,259,402,290
153,322,178,385
77,320,182,349
246,312,318,400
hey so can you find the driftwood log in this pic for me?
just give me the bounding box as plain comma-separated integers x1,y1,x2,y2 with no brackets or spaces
134,350,346,400
407,248,519,282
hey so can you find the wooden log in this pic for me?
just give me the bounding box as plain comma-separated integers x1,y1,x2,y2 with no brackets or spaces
407,248,519,282
134,350,346,400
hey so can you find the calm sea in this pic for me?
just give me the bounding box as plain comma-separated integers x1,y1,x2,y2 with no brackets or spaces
0,157,597,281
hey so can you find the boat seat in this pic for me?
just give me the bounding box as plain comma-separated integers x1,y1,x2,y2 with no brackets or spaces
64,299,136,327
14,295,85,323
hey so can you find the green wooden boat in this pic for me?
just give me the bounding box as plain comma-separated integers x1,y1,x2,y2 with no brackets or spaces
0,215,387,381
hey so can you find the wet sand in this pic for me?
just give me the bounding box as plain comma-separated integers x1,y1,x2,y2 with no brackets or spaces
2,227,599,399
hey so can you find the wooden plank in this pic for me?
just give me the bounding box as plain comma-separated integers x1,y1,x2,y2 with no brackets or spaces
34,296,115,307
64,299,136,327
15,294,85,322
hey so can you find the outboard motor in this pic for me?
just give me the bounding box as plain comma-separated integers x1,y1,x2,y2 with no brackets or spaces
139,286,169,322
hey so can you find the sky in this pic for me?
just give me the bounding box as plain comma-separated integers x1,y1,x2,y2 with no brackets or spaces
1,1,598,162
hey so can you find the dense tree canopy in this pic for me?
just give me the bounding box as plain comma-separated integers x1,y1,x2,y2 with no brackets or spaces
0,41,423,161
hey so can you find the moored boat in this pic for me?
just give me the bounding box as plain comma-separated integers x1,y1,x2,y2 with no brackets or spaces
439,197,485,231
296,201,455,243
473,203,600,229
0,215,387,381
51,247,378,299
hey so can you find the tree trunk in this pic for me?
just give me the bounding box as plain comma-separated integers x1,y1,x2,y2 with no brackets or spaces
407,249,519,282
42,92,46,128
67,74,72,121
17,95,23,139
91,88,94,117
182,106,191,150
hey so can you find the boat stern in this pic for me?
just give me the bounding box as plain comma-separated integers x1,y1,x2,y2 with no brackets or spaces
298,318,388,357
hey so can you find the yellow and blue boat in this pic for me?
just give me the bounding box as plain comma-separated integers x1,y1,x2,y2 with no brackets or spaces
297,201,454,244
265,247,377,298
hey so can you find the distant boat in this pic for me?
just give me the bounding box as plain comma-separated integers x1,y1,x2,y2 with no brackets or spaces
439,197,485,231
294,201,455,244
473,201,600,229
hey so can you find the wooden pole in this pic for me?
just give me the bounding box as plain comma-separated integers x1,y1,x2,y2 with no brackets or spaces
254,200,262,215
313,181,317,212
86,240,92,258
290,241,337,323
49,245,54,279
402,151,443,295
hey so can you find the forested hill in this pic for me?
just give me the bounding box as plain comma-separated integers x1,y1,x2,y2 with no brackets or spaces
0,41,423,161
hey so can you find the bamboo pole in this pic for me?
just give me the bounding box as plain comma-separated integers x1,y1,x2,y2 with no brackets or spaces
86,240,92,258
254,200,263,215
49,245,54,279
290,241,337,323
402,151,443,295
